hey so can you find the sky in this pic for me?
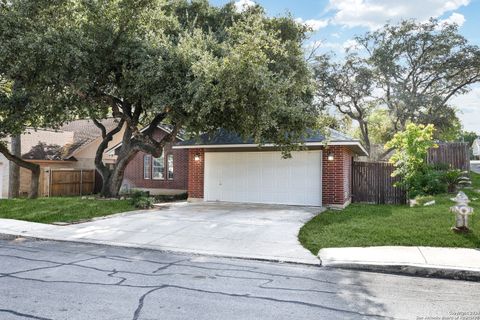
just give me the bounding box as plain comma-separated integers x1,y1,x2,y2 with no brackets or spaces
210,0,480,134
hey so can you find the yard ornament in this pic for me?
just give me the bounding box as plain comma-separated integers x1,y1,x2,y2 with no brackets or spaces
450,192,474,233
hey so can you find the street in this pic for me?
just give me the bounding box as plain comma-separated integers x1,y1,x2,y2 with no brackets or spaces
0,236,479,320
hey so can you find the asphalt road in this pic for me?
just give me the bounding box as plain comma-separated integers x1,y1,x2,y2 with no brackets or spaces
0,236,479,320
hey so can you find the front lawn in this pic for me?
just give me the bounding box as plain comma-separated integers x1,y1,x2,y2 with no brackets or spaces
0,197,136,224
299,172,480,255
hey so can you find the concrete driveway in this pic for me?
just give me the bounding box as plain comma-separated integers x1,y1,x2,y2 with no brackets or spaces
0,202,322,264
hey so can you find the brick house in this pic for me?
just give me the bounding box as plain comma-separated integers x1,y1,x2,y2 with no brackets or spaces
174,129,367,208
110,126,189,195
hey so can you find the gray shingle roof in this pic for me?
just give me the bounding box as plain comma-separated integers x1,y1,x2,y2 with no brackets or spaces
177,128,358,147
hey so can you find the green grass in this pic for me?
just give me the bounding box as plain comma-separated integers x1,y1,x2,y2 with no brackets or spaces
0,197,136,224
299,172,480,254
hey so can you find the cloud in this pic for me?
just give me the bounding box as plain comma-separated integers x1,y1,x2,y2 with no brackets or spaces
295,18,330,31
328,0,470,29
440,12,466,26
234,0,256,13
451,85,480,133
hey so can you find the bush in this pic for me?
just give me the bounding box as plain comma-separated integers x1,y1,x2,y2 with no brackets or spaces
129,190,154,209
409,166,447,198
133,197,155,209
153,193,188,203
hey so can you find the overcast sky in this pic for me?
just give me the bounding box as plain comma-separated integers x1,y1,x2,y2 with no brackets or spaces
211,0,480,134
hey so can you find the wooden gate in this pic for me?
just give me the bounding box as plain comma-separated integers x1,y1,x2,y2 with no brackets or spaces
49,170,95,197
352,161,407,205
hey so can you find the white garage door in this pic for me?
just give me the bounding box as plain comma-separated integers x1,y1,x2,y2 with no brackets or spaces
204,151,322,206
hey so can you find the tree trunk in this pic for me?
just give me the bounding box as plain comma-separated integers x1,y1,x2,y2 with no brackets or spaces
99,148,139,198
8,135,21,198
29,165,40,199
0,142,40,199
358,120,371,155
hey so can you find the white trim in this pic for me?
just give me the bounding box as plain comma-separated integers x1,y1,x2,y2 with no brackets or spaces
173,141,368,156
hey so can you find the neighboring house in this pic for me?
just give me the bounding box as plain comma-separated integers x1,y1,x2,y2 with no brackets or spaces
473,138,480,159
0,118,125,198
174,129,368,208
108,126,189,195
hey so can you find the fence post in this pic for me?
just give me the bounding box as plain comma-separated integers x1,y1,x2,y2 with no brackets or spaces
80,169,83,196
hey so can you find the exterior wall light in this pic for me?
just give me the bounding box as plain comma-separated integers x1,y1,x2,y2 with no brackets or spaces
194,154,201,161
327,153,335,161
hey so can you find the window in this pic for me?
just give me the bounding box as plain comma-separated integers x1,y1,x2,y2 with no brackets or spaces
152,154,165,180
143,155,151,179
167,154,174,180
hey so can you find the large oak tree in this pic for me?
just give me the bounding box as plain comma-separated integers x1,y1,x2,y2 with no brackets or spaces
315,19,480,154
1,0,317,197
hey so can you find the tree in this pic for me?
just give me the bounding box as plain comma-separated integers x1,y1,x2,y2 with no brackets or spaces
385,123,438,197
357,19,480,134
315,19,480,155
0,78,42,199
314,54,377,153
0,0,318,197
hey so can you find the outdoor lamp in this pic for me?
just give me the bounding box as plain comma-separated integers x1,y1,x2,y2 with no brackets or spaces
327,153,335,161
194,154,201,161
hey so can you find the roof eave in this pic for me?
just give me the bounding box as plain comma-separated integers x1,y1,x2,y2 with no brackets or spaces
173,140,369,156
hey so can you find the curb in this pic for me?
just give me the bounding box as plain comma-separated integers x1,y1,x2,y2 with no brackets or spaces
0,232,321,267
320,260,480,282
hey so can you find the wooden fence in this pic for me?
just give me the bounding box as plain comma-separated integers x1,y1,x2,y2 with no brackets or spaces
49,170,95,197
427,142,470,171
352,161,407,205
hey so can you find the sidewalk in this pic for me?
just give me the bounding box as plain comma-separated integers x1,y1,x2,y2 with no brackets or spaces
319,246,480,281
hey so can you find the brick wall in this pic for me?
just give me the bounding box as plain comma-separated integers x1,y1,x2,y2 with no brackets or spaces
322,146,353,208
187,148,205,199
123,128,189,192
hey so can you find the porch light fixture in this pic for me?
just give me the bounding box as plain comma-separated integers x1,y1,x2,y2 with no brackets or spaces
194,154,201,161
327,153,335,161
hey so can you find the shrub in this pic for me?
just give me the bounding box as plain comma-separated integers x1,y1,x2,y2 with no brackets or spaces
133,197,155,209
129,190,154,209
409,166,447,198
386,124,438,198
153,193,188,203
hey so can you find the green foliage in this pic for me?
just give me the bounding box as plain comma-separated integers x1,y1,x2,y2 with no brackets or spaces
129,190,154,209
0,197,135,224
408,166,447,198
1,0,318,196
154,193,188,202
386,123,438,197
315,19,480,153
132,196,155,209
298,172,480,254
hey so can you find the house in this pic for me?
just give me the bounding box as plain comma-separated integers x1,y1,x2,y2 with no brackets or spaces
473,138,480,159
173,129,368,208
0,119,125,198
109,125,189,195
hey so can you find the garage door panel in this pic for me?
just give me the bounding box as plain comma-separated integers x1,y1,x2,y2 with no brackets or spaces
205,151,322,206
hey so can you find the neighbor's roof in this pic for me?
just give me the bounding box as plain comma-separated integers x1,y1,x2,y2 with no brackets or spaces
60,118,122,159
174,128,368,156
106,124,185,154
19,118,122,161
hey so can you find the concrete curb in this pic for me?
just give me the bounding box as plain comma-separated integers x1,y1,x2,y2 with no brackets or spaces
319,246,480,282
0,232,321,266
319,261,480,282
